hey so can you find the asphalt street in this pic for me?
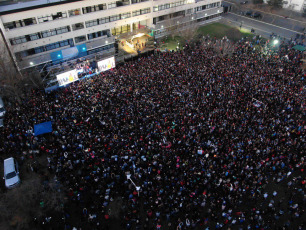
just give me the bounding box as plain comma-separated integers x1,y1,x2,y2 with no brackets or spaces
222,1,306,35
231,10,306,33
222,13,305,43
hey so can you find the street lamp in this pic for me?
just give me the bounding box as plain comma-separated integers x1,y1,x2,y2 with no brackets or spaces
240,21,243,30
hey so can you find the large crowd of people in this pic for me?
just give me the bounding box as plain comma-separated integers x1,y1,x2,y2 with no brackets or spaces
1,36,305,230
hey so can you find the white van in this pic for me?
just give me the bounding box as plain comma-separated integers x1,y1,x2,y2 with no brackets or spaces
3,157,20,189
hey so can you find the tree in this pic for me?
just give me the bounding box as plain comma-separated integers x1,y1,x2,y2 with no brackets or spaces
180,22,198,47
214,38,236,57
267,0,283,8
0,35,43,103
0,175,65,230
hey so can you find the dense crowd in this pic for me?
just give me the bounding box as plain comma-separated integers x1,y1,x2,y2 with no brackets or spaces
1,37,305,230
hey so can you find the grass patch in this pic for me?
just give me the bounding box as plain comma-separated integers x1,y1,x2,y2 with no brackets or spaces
159,23,256,50
160,36,185,51
197,22,253,41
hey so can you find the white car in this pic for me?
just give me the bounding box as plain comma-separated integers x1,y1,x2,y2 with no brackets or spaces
3,157,20,189
0,96,5,118
0,96,5,127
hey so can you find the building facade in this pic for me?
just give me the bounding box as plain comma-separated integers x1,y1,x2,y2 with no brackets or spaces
0,0,223,77
282,0,305,12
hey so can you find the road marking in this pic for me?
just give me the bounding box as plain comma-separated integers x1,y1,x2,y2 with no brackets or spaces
228,12,303,34
223,0,306,24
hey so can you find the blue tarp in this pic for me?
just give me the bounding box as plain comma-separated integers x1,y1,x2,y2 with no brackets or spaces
34,121,52,136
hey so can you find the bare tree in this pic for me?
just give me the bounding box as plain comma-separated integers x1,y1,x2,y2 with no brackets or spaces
201,38,235,57
180,22,199,47
0,40,43,103
217,38,236,56
0,174,65,230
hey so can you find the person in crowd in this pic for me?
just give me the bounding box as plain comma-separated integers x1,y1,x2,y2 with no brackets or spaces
0,36,305,230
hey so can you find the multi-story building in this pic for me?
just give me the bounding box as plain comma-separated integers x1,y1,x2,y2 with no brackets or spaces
263,0,306,12
282,0,305,12
0,0,222,83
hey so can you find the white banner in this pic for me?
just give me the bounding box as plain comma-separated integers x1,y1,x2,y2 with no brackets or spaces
98,57,115,72
57,69,79,86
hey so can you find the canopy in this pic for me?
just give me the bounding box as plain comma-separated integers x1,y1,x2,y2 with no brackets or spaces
34,121,52,136
292,45,305,52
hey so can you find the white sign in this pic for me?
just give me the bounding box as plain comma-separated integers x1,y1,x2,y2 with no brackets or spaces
98,57,115,72
57,69,79,86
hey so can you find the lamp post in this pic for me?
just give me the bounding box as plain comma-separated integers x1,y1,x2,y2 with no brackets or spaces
126,173,140,196
240,21,243,30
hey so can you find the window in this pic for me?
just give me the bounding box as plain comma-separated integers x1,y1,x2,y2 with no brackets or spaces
172,10,185,17
72,23,84,31
86,19,98,28
10,32,42,45
3,22,15,30
131,0,149,3
29,33,40,41
75,35,86,43
142,8,151,15
108,0,130,8
41,26,71,38
110,15,120,22
52,12,67,20
195,5,207,12
23,18,36,26
101,17,110,24
38,15,51,23
154,1,186,12
121,12,131,19
111,24,130,35
82,4,106,14
108,2,116,9
10,36,27,45
57,26,70,34
42,30,54,38
85,12,130,28
34,46,45,54
3,17,37,30
68,8,81,17
132,7,150,17
87,30,109,40
38,11,67,23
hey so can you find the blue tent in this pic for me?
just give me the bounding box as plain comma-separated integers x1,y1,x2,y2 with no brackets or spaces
34,121,52,136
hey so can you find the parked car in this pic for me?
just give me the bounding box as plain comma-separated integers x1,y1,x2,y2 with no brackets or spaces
253,12,262,19
0,96,5,127
3,157,20,189
245,11,253,17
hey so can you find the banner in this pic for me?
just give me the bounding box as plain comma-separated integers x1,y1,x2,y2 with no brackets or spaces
97,57,115,72
56,69,79,86
34,121,52,136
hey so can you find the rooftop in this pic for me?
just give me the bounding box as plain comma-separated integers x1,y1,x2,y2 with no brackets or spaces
0,0,80,14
